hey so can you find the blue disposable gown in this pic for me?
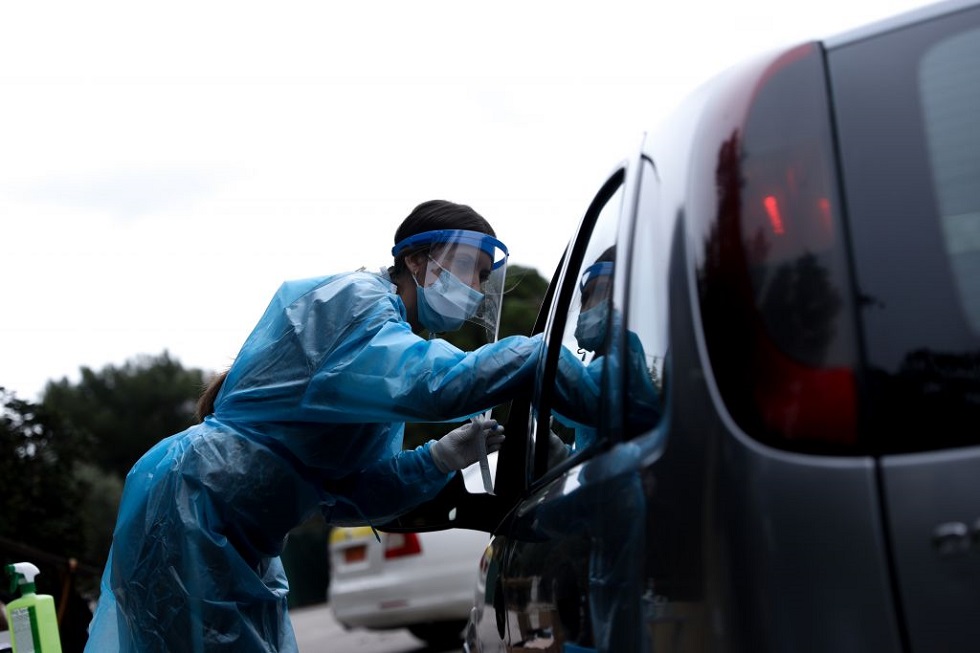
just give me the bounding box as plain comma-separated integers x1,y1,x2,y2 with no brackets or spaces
553,327,662,452
85,270,542,653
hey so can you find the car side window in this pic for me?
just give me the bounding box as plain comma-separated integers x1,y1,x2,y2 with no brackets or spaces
542,177,624,467
624,159,667,437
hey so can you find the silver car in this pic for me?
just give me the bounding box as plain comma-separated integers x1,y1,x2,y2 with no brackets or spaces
329,456,497,649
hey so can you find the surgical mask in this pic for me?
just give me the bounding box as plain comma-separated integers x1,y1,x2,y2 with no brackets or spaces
392,229,509,342
575,303,609,352
416,259,485,333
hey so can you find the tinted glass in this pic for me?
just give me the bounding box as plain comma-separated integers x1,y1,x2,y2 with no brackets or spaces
545,181,623,463
695,45,861,450
624,160,666,437
830,8,980,451
921,29,980,334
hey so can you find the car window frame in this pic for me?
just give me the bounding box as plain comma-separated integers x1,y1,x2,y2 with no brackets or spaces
529,153,647,481
620,154,669,442
528,168,625,480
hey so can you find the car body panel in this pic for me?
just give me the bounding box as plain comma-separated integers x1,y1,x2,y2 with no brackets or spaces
827,7,980,651
391,2,980,651
880,449,980,650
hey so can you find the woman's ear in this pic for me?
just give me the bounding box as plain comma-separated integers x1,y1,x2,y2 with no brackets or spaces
405,252,426,280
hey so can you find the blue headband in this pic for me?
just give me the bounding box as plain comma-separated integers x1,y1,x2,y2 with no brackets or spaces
579,261,614,291
392,229,509,270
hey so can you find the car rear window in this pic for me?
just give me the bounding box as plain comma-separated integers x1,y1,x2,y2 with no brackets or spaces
921,28,980,334
829,7,980,452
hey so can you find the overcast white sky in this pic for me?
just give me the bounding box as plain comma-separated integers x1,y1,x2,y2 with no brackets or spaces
1,0,937,401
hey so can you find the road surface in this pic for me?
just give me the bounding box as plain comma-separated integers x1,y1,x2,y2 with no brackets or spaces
291,602,461,653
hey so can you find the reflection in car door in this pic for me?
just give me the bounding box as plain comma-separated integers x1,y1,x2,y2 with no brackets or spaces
486,155,652,653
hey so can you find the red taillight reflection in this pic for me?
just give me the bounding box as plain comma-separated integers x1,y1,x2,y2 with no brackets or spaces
384,533,422,559
817,197,833,234
763,195,785,235
753,335,857,445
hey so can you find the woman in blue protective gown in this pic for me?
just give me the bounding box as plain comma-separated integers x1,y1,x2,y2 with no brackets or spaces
84,200,541,653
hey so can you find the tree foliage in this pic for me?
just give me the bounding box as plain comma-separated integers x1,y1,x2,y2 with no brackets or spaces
72,461,124,566
496,264,551,339
0,389,90,558
41,351,206,480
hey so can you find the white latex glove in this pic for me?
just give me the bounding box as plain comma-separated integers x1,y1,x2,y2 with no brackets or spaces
430,416,506,473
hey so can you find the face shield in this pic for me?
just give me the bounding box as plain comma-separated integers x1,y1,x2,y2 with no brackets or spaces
392,229,509,340
574,261,614,352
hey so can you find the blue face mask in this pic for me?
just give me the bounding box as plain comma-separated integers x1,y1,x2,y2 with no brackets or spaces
416,259,485,333
574,302,609,352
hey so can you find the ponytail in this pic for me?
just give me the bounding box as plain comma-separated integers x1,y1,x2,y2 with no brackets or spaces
195,370,229,422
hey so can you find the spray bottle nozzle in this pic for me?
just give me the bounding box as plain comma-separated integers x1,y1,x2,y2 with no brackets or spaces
6,562,40,595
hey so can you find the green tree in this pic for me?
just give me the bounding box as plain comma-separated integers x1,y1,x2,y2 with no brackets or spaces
41,351,207,480
33,352,207,568
73,461,124,566
495,264,551,339
0,388,90,559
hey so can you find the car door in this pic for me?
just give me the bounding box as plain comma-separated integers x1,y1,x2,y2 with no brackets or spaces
481,151,659,653
827,7,980,651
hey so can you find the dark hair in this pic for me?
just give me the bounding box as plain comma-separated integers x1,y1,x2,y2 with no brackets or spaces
195,370,228,422
596,245,616,264
390,200,495,278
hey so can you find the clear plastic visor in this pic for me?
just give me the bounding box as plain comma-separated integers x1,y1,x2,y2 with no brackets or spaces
579,261,614,310
393,229,509,340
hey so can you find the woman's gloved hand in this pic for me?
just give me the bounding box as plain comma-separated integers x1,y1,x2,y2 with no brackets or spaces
430,416,506,473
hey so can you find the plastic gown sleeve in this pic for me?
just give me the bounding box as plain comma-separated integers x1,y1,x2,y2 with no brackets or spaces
309,323,540,423
217,273,543,425
323,440,450,526
550,331,663,432
551,345,603,427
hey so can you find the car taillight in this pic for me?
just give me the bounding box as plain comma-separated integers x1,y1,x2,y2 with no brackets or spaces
383,532,422,559
695,44,860,450
343,544,368,564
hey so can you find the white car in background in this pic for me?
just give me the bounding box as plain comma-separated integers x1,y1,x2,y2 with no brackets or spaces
328,456,495,649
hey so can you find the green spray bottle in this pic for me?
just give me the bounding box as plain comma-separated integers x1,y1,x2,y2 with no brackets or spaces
4,563,62,653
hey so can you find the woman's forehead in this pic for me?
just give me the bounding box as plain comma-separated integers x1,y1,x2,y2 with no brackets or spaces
582,275,612,302
434,244,492,269
584,275,612,292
